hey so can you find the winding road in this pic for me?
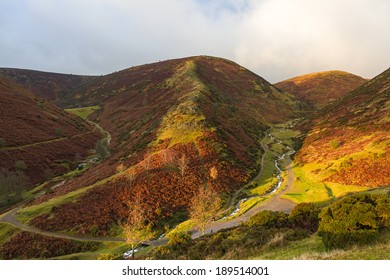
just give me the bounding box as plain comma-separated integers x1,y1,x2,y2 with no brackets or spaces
191,157,296,238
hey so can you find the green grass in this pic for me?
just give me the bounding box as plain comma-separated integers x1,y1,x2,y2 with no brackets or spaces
249,229,390,260
50,241,130,260
282,165,330,203
234,197,267,216
282,163,371,204
0,223,20,244
152,60,216,147
16,173,118,223
166,220,195,238
245,125,297,197
65,105,100,120
245,152,278,196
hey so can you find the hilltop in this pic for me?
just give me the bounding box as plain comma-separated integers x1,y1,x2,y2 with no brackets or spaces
275,70,367,107
9,56,300,237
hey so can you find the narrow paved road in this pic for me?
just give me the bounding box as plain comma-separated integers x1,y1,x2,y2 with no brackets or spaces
191,157,296,238
0,208,124,242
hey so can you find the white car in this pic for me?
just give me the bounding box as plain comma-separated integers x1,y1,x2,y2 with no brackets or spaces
123,248,140,259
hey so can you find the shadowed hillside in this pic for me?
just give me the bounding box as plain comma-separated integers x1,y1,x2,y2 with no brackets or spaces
0,68,97,105
0,77,102,190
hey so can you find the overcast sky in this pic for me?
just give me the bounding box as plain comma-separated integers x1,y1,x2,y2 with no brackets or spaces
1,0,389,82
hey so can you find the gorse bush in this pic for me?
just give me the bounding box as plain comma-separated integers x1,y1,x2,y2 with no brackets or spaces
245,210,289,228
289,203,320,233
318,193,390,249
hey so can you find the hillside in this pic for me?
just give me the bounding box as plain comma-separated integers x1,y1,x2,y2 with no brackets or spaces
295,67,390,190
0,68,97,105
275,70,367,107
17,56,301,237
0,77,102,194
1,58,389,260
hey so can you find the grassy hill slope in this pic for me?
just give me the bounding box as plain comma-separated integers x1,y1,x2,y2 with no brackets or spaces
275,70,367,107
295,67,390,189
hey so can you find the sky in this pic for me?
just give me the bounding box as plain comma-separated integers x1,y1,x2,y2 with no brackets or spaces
1,0,390,83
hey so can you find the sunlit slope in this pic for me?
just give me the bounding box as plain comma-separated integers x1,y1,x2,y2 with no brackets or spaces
296,67,390,188
275,70,367,107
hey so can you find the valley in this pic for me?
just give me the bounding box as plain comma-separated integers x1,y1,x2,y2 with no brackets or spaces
0,56,389,260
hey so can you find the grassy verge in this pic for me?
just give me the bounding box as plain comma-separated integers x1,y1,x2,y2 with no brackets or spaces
248,229,390,260
16,174,117,223
245,152,278,196
282,164,370,203
51,241,155,260
0,223,20,244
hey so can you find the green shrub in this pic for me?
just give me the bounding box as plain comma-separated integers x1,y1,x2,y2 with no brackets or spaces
318,193,390,249
168,231,192,249
14,160,27,171
95,140,110,160
0,138,6,148
245,210,289,228
329,139,341,149
289,203,320,233
97,253,121,260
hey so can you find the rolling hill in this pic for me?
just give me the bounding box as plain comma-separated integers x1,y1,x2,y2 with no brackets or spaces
295,67,390,189
0,68,97,105
0,77,102,194
0,57,389,260
19,56,301,236
275,70,367,107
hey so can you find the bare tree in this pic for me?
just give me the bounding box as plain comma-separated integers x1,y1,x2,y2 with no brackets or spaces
189,186,221,235
176,154,189,177
122,193,153,259
161,149,172,163
142,151,152,171
127,169,136,186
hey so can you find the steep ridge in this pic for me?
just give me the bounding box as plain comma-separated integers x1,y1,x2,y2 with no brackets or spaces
0,68,97,105
26,56,301,236
296,67,390,187
0,77,102,188
275,70,367,107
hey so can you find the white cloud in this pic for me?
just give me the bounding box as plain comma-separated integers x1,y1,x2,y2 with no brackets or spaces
0,0,389,82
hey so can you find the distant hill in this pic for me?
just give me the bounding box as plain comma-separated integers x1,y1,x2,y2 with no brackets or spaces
275,70,367,107
0,77,101,188
0,68,97,105
296,67,390,187
25,56,302,236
